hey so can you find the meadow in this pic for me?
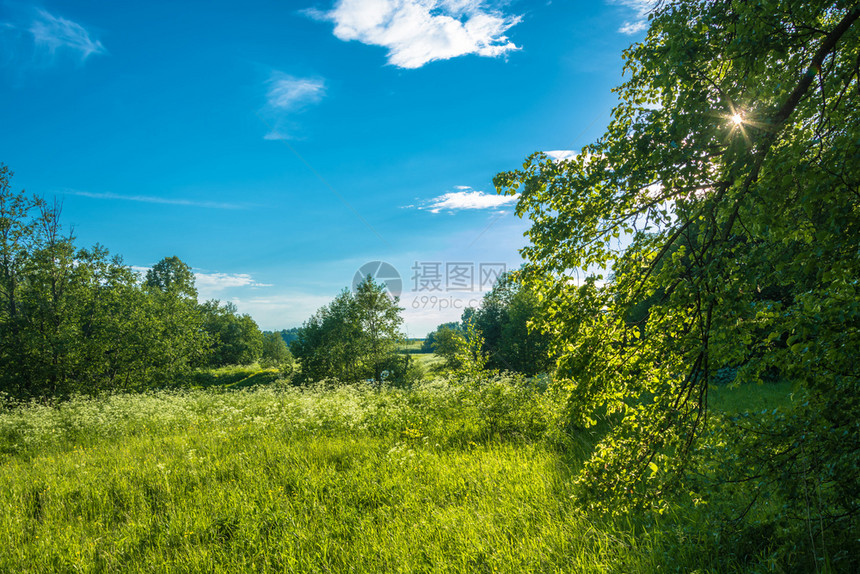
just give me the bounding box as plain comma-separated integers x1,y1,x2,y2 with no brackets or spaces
0,375,792,573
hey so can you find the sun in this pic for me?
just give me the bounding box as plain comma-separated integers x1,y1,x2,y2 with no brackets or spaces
721,106,754,146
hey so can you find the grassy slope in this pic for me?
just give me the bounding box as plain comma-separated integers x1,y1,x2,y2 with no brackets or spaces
0,380,792,573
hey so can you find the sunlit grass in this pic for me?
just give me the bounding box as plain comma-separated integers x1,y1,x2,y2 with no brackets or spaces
412,352,446,371
0,378,770,573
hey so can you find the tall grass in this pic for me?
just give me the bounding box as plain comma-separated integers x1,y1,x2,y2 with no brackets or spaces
0,378,737,573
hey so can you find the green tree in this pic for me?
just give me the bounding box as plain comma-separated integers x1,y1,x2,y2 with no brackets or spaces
469,272,553,375
292,289,364,383
423,274,552,375
140,256,210,383
261,331,293,370
495,0,860,565
427,324,464,370
0,167,143,395
292,278,405,383
144,255,196,298
453,317,488,380
200,301,264,367
422,322,459,353
354,276,405,382
0,167,211,396
278,327,301,347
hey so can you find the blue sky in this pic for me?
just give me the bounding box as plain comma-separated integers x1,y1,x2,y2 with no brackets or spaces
1,0,650,336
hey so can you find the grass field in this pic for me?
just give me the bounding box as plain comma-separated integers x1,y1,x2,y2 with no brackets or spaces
399,339,447,373
400,340,425,353
412,352,446,372
0,377,793,573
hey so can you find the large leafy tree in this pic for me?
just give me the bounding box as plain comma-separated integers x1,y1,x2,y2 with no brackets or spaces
140,256,210,383
353,276,405,382
467,272,553,375
425,323,465,370
0,167,132,395
144,255,196,298
496,0,859,564
425,274,552,375
292,278,404,383
421,321,459,354
292,289,364,383
261,331,293,370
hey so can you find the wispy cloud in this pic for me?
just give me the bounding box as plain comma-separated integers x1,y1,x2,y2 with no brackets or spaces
307,0,521,69
29,9,105,61
131,267,275,302
609,0,657,35
261,71,326,140
417,186,519,213
62,189,250,210
194,272,273,291
1,7,105,69
267,73,326,110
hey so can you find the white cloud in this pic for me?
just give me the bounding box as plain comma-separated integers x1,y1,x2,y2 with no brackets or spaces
29,9,105,61
543,150,610,165
618,20,647,35
544,149,578,162
1,8,105,69
418,186,519,213
263,131,289,141
128,268,271,292
267,72,326,110
309,0,521,69
194,272,272,292
62,189,249,210
610,0,657,35
262,71,326,140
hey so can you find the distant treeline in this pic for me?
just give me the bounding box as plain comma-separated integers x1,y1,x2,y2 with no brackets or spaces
277,327,301,347
1,163,549,400
423,272,553,376
0,165,290,400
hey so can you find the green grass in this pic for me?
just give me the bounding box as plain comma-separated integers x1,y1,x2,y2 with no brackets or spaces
398,338,448,373
0,377,802,573
400,340,426,353
708,379,794,414
412,352,446,371
0,380,706,574
187,365,283,389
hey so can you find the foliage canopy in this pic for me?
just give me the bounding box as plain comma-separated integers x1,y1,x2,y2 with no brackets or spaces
496,0,860,565
0,168,211,396
292,278,407,384
200,300,264,368
465,271,553,376
426,272,552,376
